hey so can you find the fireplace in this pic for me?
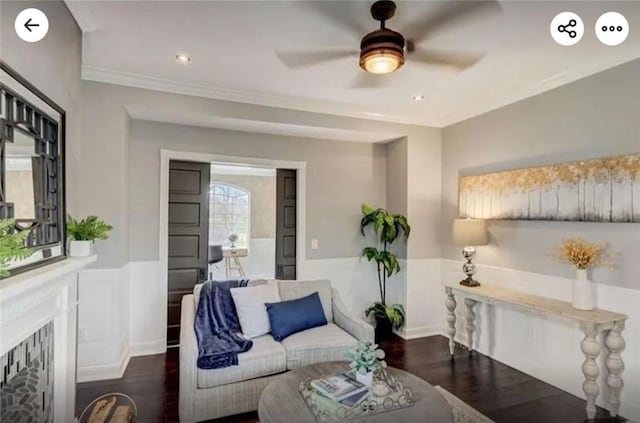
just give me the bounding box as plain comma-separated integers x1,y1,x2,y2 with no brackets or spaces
0,256,96,422
1,322,54,422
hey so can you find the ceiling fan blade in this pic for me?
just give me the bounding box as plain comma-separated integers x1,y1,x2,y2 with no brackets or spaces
349,72,390,89
404,1,502,43
409,47,484,71
277,50,356,69
299,1,368,39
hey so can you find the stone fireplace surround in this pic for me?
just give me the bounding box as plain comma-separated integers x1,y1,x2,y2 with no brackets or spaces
0,256,95,422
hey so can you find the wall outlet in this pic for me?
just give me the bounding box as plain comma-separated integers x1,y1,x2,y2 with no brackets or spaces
311,239,319,250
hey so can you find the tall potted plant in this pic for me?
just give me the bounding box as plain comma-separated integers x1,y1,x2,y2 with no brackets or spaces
360,204,410,341
0,219,33,278
67,215,113,257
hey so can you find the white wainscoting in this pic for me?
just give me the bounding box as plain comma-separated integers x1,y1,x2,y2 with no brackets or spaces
441,259,640,422
401,259,446,339
77,264,130,382
129,261,165,356
77,256,386,382
298,257,381,317
77,257,640,422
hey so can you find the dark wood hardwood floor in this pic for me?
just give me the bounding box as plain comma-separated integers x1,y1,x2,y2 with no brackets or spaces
77,335,625,423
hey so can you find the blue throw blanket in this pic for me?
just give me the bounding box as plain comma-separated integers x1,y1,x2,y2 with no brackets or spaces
195,279,253,369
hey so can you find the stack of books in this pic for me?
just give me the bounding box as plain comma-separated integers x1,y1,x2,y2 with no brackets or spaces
310,373,370,408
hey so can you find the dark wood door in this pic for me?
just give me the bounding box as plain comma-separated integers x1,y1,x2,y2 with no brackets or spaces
275,169,296,280
167,160,210,346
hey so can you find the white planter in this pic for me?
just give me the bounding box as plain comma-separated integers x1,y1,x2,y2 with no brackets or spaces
572,269,595,311
69,240,93,257
355,371,373,387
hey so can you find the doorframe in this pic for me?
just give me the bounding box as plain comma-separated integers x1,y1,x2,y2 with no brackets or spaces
158,149,307,348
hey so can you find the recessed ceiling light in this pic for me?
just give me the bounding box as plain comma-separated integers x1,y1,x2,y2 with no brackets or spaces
176,54,191,65
412,95,424,101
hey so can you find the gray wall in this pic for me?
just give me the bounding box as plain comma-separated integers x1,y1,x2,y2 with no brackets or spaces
80,80,441,268
129,120,387,261
0,1,82,211
385,138,408,259
383,135,443,260
442,59,640,290
78,82,130,268
406,137,442,259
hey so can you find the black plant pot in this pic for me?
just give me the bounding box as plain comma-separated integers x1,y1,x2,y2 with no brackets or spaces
374,316,394,343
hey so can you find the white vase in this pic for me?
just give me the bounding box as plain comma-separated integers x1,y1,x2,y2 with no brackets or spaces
355,371,373,387
572,269,595,311
69,240,93,257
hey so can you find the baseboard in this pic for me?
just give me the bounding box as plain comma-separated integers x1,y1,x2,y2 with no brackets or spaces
130,339,166,357
77,345,131,383
396,324,444,340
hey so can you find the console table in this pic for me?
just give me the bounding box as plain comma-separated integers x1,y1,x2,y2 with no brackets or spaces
222,247,247,278
444,283,627,420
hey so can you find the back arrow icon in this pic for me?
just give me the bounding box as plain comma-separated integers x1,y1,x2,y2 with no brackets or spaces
24,18,39,32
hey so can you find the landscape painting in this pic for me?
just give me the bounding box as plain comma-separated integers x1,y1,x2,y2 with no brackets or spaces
459,153,640,222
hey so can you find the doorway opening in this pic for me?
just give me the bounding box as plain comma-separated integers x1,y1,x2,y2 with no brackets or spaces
207,164,277,281
161,152,305,347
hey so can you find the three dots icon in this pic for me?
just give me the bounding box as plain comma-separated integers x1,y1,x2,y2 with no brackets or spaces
601,25,624,33
596,12,629,46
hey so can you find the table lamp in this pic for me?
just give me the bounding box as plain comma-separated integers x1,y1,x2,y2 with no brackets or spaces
452,219,488,287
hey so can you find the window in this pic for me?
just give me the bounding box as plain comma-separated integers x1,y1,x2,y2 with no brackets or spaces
209,182,250,248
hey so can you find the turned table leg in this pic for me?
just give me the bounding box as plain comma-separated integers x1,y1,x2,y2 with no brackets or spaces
605,320,625,417
464,298,477,354
445,287,457,356
581,322,601,420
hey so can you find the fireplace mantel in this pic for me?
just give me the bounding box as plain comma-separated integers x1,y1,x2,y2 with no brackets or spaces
0,256,96,304
0,255,96,422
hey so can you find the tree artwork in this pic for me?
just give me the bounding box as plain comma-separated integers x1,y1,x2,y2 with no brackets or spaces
459,153,640,222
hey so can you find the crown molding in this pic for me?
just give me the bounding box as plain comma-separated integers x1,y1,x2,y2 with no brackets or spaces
126,106,404,144
82,57,639,130
438,56,640,126
81,65,438,127
64,1,100,32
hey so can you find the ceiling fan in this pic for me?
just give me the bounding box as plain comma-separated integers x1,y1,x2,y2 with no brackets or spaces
277,1,501,86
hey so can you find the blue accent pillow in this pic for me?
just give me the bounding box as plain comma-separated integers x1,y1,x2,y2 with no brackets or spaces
266,292,328,341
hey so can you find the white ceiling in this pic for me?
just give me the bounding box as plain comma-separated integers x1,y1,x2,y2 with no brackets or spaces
69,1,640,128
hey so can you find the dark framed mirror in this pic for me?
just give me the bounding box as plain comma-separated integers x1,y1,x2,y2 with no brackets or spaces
0,61,66,275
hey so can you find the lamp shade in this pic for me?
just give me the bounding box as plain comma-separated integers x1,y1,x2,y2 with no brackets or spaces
452,219,488,246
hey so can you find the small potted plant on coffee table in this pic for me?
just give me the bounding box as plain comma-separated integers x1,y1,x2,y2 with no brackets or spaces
346,341,387,387
67,215,113,257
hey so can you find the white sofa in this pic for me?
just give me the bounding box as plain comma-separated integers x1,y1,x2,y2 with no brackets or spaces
179,279,374,423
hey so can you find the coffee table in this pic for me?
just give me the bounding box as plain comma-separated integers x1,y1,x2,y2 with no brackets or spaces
258,361,453,423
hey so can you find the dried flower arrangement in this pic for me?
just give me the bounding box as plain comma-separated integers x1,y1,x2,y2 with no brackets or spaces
551,238,613,270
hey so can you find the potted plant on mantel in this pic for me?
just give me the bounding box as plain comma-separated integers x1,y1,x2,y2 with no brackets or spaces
0,219,33,278
67,215,113,257
360,204,410,342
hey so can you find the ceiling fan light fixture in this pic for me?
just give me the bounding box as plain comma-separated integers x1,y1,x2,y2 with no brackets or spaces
360,49,404,74
359,27,405,75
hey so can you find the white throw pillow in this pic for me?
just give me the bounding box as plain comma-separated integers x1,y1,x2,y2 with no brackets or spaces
230,281,281,338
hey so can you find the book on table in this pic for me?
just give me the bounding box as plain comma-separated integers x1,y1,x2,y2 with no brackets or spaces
310,373,368,402
338,389,369,408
